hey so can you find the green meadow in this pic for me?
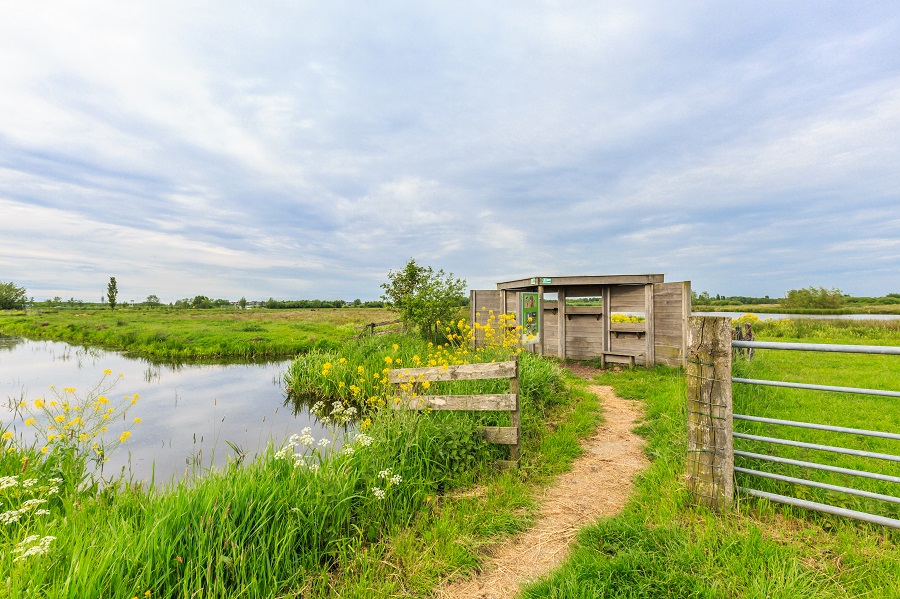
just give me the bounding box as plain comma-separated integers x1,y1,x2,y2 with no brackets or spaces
0,306,392,361
521,318,900,598
3,310,900,597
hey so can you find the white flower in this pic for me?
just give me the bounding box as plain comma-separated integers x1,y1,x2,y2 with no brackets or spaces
0,476,18,490
12,535,55,561
309,463,320,473
355,434,374,447
372,487,385,499
22,479,38,488
341,446,355,456
317,438,330,448
390,474,402,486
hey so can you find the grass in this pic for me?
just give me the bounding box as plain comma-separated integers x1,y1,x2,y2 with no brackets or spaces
520,319,900,598
1,329,603,597
0,306,395,361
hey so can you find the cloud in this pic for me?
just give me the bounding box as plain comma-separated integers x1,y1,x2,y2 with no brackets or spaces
0,2,898,300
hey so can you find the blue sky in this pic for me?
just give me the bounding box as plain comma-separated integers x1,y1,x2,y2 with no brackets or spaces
1,1,898,303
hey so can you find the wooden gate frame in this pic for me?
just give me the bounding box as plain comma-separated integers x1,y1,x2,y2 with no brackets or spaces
387,356,520,467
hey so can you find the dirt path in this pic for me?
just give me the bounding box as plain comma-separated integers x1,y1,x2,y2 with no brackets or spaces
437,368,649,599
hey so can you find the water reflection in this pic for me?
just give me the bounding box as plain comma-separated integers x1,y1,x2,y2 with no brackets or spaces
0,335,325,486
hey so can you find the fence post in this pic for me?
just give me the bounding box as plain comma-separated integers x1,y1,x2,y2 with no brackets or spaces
509,355,520,463
686,316,733,511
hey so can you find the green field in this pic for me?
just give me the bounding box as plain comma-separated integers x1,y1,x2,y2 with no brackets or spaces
0,306,395,361
521,318,900,598
5,311,900,596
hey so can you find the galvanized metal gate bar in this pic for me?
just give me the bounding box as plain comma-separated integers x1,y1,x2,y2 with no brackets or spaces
732,377,900,398
734,450,900,484
739,488,900,529
733,414,900,441
735,466,900,505
733,432,900,462
732,340,900,355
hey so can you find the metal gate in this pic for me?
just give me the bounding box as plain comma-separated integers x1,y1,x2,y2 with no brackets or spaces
731,339,900,528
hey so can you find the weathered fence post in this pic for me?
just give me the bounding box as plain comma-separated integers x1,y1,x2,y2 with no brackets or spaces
686,316,734,511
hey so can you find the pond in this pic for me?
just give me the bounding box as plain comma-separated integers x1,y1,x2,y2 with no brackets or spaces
0,335,325,486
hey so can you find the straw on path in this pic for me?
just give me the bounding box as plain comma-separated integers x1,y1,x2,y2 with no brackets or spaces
437,366,648,599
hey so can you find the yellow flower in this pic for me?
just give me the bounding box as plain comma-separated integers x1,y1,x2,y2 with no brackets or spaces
1,431,12,441
104,369,112,375
134,417,141,423
392,344,399,351
384,356,393,365
34,398,45,408
119,431,131,443
339,357,347,364
40,446,49,454
55,415,66,423
25,418,37,427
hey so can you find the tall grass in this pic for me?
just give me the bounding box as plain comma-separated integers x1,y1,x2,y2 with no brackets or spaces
2,323,578,597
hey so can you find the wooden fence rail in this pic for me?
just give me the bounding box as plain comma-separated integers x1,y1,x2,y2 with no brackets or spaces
354,319,403,337
387,357,520,467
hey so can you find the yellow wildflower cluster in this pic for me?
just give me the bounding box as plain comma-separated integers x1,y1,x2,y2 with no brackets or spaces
468,310,526,352
609,313,646,324
12,370,141,467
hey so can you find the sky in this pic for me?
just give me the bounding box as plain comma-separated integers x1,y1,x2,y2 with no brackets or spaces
1,1,899,304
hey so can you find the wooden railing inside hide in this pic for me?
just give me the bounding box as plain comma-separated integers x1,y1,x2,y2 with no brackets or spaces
387,357,520,468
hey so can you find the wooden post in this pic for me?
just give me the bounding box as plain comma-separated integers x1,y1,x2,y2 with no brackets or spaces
537,284,545,357
644,284,655,366
685,316,733,512
509,355,520,463
557,288,567,360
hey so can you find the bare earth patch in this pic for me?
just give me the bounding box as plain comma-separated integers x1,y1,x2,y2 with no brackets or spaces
437,366,649,599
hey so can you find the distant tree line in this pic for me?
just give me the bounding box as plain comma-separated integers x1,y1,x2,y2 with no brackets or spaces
693,287,900,309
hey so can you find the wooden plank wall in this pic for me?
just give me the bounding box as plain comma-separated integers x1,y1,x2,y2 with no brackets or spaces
470,290,503,347
542,301,558,356
653,281,691,367
607,285,648,365
608,285,645,312
565,307,604,360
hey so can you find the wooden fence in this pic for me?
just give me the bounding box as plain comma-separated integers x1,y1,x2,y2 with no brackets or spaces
354,318,403,337
387,357,521,468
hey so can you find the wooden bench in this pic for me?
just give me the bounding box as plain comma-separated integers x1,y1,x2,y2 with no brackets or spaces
600,351,645,368
388,357,520,468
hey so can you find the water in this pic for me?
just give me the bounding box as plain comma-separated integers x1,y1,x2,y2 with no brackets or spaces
692,312,900,321
0,335,325,486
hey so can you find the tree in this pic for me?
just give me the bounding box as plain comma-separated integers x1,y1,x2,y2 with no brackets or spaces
781,286,844,310
0,281,27,310
107,277,118,310
146,294,161,307
238,297,248,309
381,259,466,341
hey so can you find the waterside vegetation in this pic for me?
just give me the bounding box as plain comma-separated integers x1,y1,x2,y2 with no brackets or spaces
1,309,601,597
0,307,396,361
